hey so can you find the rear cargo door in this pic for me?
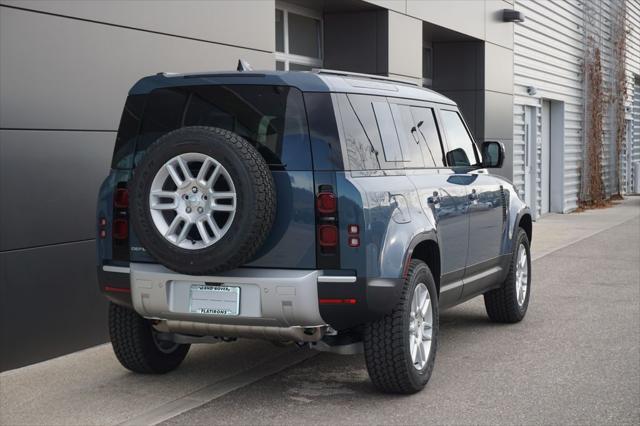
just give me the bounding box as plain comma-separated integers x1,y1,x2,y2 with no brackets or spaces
128,84,317,269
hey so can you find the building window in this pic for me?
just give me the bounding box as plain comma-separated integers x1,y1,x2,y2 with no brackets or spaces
275,2,323,71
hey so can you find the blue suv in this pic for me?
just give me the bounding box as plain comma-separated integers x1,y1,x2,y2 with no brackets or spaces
97,68,532,394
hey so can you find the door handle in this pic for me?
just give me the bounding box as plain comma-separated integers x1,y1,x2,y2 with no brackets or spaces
468,189,478,201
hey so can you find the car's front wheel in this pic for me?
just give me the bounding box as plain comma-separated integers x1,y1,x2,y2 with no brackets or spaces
363,259,439,394
109,303,190,374
484,227,531,323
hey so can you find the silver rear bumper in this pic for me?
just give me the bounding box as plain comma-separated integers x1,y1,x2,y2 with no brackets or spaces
130,262,328,330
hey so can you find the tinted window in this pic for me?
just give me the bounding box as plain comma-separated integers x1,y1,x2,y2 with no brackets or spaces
288,12,321,58
136,85,311,170
136,88,188,165
344,94,403,170
140,89,187,134
440,110,479,167
304,92,343,171
410,107,446,167
372,101,403,162
337,94,380,171
275,9,284,53
389,104,425,168
112,94,145,169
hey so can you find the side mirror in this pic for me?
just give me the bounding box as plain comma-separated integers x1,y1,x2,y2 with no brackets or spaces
481,141,505,168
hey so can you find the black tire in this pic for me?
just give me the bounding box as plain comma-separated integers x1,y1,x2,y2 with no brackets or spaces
363,260,439,394
484,228,531,323
108,302,190,374
129,126,276,275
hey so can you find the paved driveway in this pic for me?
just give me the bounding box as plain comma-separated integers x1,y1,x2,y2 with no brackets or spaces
164,213,640,425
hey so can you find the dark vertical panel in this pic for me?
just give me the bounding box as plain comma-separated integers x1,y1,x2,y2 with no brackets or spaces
0,241,108,372
323,10,388,75
0,130,115,251
432,40,485,141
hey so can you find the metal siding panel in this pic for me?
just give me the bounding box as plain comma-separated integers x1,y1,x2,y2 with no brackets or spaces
633,80,640,192
0,0,275,52
514,0,584,213
512,103,526,198
0,130,114,251
0,6,273,130
626,2,640,193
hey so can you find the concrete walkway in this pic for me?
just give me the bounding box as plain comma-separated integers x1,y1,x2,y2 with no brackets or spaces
1,197,638,425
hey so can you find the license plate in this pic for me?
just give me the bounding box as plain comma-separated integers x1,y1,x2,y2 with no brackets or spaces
189,284,240,316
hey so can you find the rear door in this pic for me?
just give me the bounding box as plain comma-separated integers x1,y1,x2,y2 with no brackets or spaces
389,99,469,307
438,108,506,297
334,93,417,279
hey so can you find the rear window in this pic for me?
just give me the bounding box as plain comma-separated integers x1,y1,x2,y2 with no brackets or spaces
111,94,146,169
133,85,312,170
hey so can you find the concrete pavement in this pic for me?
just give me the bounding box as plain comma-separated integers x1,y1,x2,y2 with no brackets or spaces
1,197,639,425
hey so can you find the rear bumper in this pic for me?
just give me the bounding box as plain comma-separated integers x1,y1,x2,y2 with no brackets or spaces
98,262,404,333
129,262,326,328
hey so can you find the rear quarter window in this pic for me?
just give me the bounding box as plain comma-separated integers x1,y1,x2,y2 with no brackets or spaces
337,93,404,171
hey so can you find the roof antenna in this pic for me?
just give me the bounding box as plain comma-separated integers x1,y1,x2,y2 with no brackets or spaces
237,59,253,72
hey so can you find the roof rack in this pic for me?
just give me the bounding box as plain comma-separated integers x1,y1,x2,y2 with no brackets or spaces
312,68,420,87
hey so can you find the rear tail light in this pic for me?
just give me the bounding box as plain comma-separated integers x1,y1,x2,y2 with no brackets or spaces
318,225,338,247
113,218,128,240
114,188,129,208
111,184,130,260
316,186,339,256
316,192,337,214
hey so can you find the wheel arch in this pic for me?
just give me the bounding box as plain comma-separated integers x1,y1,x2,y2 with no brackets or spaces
405,232,441,295
518,213,532,243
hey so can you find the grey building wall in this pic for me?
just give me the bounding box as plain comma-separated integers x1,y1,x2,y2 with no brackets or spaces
512,0,640,216
363,0,516,178
0,0,275,371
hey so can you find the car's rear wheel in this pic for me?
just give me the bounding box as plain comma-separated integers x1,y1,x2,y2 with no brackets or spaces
484,227,531,323
109,303,190,374
363,259,439,394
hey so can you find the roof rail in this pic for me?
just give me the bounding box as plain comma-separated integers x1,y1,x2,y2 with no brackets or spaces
312,68,420,87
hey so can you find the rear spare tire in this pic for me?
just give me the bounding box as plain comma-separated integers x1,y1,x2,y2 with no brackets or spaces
129,126,276,275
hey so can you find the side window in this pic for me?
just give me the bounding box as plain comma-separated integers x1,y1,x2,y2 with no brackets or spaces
337,94,380,171
440,110,480,167
371,101,403,162
389,104,425,168
345,94,403,170
410,107,446,167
